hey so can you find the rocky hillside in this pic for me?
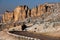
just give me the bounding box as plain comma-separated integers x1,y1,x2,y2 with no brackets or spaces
1,3,60,32
2,3,60,23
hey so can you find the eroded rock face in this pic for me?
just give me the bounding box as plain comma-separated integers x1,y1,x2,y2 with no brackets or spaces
31,7,37,18
2,3,60,25
37,5,46,17
2,11,13,23
14,6,24,22
13,5,29,22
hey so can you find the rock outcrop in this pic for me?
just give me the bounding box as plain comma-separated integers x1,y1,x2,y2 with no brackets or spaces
13,5,29,22
31,7,37,18
2,3,60,23
14,6,24,22
1,3,60,32
2,11,13,23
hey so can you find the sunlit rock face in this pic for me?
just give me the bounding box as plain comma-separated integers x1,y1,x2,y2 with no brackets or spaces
2,11,13,23
2,3,60,24
37,5,46,17
14,6,24,22
13,5,29,22
44,3,60,22
31,7,37,18
37,3,55,19
2,3,60,23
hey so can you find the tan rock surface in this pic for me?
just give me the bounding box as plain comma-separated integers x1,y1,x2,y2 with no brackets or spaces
31,7,37,18
2,3,59,23
37,5,45,17
13,5,29,22
2,11,13,23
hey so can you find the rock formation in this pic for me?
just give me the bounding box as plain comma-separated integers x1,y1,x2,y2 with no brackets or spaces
2,11,13,23
13,5,29,22
31,7,37,18
2,3,59,23
37,5,45,17
1,3,60,32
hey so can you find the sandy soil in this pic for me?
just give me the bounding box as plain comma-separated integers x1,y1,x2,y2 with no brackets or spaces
0,31,19,40
43,31,60,37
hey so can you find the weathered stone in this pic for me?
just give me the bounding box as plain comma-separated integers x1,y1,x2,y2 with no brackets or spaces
13,5,29,22
31,7,37,18
2,11,13,23
37,5,45,17
2,3,60,32
27,9,31,18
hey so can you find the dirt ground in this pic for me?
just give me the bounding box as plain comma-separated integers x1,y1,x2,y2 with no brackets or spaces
0,31,19,40
42,31,60,38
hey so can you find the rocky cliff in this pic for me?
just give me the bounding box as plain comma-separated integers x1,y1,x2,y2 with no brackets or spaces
1,3,60,31
2,11,13,23
2,3,60,23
